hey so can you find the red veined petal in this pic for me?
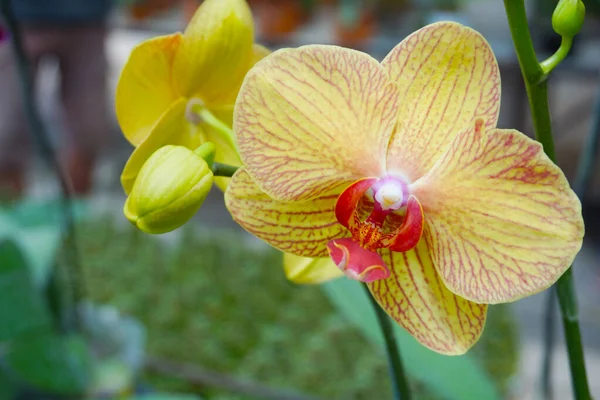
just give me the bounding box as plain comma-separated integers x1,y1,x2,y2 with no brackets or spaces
369,244,487,355
413,120,584,303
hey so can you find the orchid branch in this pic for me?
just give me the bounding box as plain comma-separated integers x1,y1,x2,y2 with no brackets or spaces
0,0,84,332
212,163,239,177
363,284,412,400
503,1,591,398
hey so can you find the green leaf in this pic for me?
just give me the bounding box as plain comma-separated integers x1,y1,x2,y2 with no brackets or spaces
0,369,18,400
0,240,50,341
0,199,86,286
7,333,92,395
321,278,501,400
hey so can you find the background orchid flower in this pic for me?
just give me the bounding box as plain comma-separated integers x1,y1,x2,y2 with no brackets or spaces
116,0,269,191
225,22,584,354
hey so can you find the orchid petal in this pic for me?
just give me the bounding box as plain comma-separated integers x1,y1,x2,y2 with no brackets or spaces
369,244,487,355
380,195,424,253
235,45,400,202
252,43,271,63
335,178,379,231
383,22,501,181
121,99,200,194
172,0,254,106
116,33,182,146
283,254,344,284
225,169,347,257
412,121,584,303
211,44,273,114
327,238,390,282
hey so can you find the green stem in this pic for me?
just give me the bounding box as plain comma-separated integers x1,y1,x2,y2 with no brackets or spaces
503,1,591,399
363,284,411,400
0,0,83,332
188,102,237,150
540,36,573,76
543,83,600,397
212,163,239,178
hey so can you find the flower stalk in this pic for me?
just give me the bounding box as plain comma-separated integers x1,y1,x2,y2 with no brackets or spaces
212,163,239,177
0,0,84,331
187,100,237,150
363,284,411,400
540,36,573,75
503,1,591,398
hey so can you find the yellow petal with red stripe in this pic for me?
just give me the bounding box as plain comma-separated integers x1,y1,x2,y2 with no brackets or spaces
172,0,254,105
412,121,584,303
383,22,501,182
116,33,182,146
283,254,343,284
235,45,400,202
121,98,201,194
368,244,487,355
225,169,347,257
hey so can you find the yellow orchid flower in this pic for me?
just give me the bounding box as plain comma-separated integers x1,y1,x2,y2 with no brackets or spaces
225,22,584,354
116,0,269,192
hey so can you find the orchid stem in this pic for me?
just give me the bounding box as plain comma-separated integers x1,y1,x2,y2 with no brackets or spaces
363,284,411,400
0,0,84,332
194,106,237,150
542,82,600,399
503,1,591,399
212,163,238,178
540,36,573,76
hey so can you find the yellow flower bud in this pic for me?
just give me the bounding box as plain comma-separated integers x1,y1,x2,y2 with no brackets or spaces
124,145,214,234
552,0,585,38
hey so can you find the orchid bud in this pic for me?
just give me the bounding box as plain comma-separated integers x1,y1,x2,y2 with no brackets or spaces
552,0,585,38
124,145,214,234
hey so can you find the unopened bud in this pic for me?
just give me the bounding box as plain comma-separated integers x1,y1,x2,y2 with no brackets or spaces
124,145,213,234
552,0,585,38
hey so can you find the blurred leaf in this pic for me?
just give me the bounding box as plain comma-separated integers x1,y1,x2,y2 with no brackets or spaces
0,240,50,341
90,358,135,398
0,199,86,286
7,333,92,395
471,304,519,394
321,278,501,400
0,369,18,400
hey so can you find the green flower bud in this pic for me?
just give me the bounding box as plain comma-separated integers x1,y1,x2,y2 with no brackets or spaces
124,145,214,234
552,0,585,38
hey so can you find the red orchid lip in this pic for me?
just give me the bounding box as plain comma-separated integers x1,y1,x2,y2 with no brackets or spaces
329,177,424,282
327,238,390,282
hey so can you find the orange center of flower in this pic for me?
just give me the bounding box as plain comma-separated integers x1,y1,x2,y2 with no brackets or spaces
327,177,424,282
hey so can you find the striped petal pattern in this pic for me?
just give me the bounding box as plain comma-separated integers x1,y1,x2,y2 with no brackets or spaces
412,120,584,303
225,169,348,257
383,22,501,182
369,243,487,355
234,45,400,202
